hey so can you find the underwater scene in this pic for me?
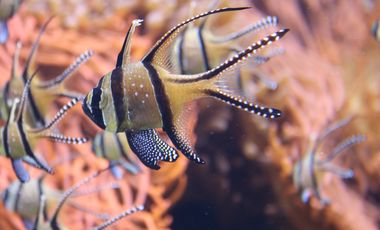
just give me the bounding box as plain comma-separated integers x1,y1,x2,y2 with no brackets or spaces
0,0,380,229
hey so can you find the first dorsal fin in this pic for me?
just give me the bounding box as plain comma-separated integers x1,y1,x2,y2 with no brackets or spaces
142,7,251,69
116,19,143,68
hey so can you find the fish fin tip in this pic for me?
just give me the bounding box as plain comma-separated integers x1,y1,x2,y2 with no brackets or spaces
11,159,30,182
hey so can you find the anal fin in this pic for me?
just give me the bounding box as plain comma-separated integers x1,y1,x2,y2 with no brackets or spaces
11,158,30,182
126,129,179,170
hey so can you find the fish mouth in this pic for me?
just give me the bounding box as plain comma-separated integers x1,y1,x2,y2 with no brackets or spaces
82,97,106,130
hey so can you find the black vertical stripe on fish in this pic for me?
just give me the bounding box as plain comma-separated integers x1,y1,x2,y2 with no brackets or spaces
90,78,106,129
143,63,204,164
114,134,128,160
14,182,23,212
99,132,107,159
3,81,10,113
16,118,52,174
142,7,251,64
110,68,126,130
27,90,45,126
37,177,49,220
197,23,211,71
2,188,9,205
3,123,10,158
177,31,186,74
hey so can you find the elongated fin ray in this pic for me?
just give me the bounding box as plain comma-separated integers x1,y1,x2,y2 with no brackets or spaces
43,133,88,144
11,41,22,79
317,117,353,142
29,97,80,133
206,89,281,118
33,194,47,229
126,129,179,170
318,134,365,164
212,16,279,43
11,159,30,183
50,166,110,229
142,7,251,68
21,16,54,82
68,203,110,220
319,162,354,179
37,50,93,89
170,29,289,83
116,19,143,68
71,182,119,198
93,205,144,230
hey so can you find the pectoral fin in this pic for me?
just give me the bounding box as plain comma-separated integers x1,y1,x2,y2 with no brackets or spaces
11,158,30,182
126,129,178,170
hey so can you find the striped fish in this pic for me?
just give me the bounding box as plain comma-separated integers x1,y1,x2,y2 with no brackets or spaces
0,0,23,43
171,2,282,91
0,71,88,182
32,167,143,230
0,17,93,128
1,176,119,229
92,131,140,179
82,7,289,170
293,117,365,205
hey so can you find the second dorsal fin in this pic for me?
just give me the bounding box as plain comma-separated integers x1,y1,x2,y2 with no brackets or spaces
142,7,250,70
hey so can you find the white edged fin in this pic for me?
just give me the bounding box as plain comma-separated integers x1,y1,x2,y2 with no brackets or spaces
116,19,144,68
36,49,93,89
93,205,144,230
142,7,251,73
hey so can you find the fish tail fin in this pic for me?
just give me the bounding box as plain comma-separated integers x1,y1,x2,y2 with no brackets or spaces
167,29,289,84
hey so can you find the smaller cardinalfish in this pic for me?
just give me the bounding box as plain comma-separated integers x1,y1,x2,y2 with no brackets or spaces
172,1,282,90
1,175,119,229
0,0,23,43
0,72,87,182
92,131,140,179
32,167,143,230
0,17,92,127
293,117,365,205
82,7,289,170
173,5,281,73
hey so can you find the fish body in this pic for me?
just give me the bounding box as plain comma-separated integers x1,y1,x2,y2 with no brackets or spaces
31,167,143,230
0,73,87,182
92,131,140,178
0,0,23,43
83,8,288,170
293,117,365,205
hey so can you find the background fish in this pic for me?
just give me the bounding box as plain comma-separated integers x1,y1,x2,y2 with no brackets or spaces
293,117,365,205
91,131,140,179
